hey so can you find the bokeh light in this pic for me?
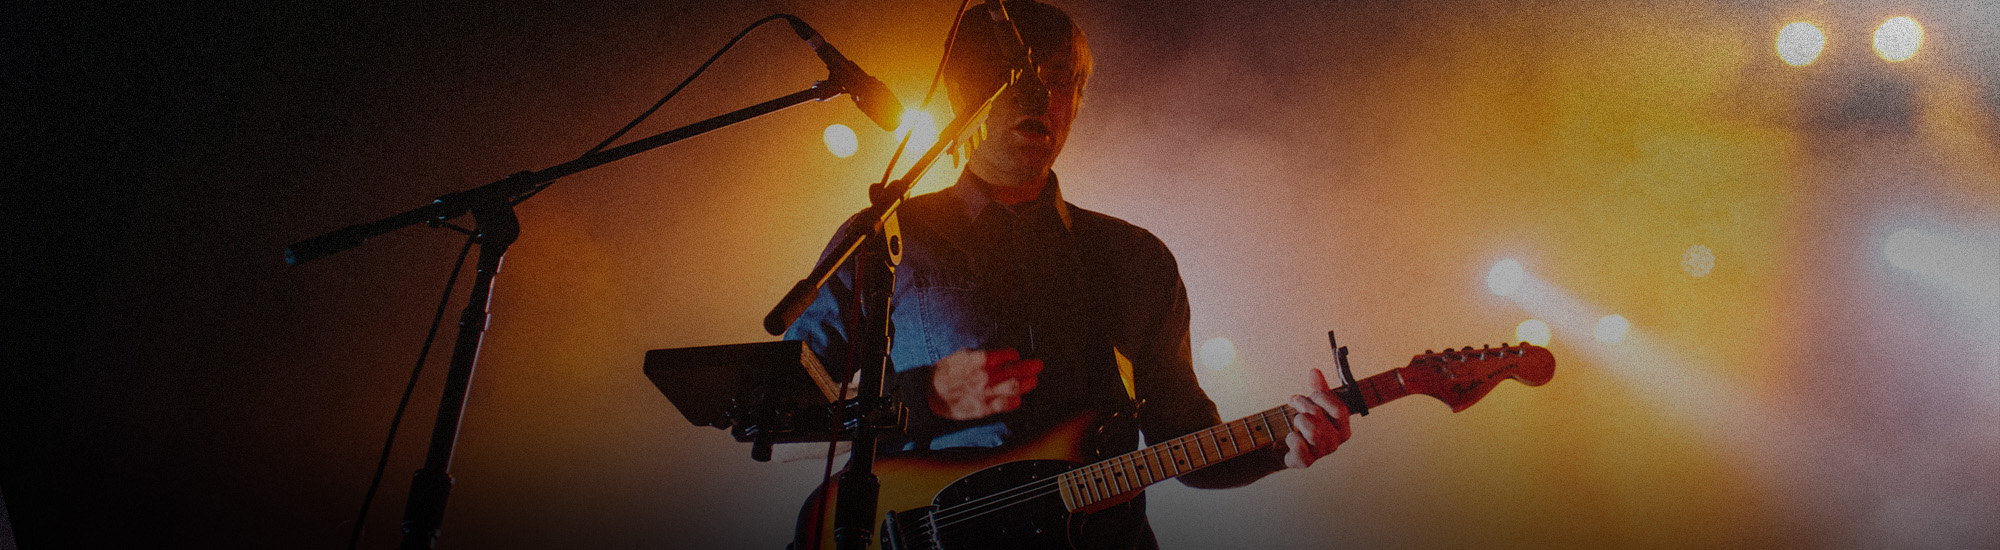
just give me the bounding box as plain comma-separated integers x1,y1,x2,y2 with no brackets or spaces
1776,22,1827,66
1682,245,1715,278
1594,314,1631,344
1885,227,2000,301
1515,319,1552,346
1873,16,1923,62
1487,259,1526,296
1199,337,1238,370
822,124,857,158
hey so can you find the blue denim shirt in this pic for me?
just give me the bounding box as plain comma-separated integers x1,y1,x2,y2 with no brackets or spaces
785,172,1223,456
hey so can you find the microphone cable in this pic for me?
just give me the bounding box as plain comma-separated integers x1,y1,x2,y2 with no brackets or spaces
513,14,802,206
344,234,475,550
344,12,897,548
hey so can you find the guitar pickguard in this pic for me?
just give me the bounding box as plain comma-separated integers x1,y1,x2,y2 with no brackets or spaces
885,460,1144,550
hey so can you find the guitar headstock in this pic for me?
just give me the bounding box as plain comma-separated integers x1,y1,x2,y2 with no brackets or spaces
1396,343,1555,412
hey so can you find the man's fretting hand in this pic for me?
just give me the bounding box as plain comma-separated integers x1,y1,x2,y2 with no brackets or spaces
1283,368,1353,469
930,348,1043,421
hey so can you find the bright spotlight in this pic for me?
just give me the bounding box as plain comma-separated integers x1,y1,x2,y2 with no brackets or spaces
1199,337,1238,370
1776,22,1827,67
1594,314,1631,344
1886,227,2000,301
894,110,939,154
1874,16,1924,62
1516,319,1552,347
823,124,858,158
1682,245,1716,278
1487,259,1526,297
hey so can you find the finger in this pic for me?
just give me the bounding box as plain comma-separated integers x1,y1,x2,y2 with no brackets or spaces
1290,394,1323,417
1284,432,1314,469
991,358,1044,380
990,395,1022,414
1309,367,1332,393
990,377,1022,397
983,348,1020,369
1302,411,1342,457
1307,392,1349,442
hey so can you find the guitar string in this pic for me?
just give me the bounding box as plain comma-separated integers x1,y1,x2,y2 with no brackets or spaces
929,406,1293,526
929,415,1288,532
926,407,1295,530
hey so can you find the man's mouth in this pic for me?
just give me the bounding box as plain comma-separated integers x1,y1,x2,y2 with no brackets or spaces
1013,118,1052,138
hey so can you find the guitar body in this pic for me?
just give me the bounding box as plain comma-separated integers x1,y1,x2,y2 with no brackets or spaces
794,415,1145,550
791,343,1559,550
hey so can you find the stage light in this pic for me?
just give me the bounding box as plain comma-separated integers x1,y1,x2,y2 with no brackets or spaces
894,109,939,154
1515,319,1552,346
1682,245,1715,278
1776,22,1827,66
823,124,858,158
1487,259,1526,297
1885,227,2000,301
1594,314,1631,344
1873,17,1924,62
1199,337,1237,370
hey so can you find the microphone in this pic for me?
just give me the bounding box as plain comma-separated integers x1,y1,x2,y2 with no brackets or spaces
786,17,905,132
981,0,1049,116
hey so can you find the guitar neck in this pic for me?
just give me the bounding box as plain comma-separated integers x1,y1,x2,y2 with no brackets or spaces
1054,370,1410,512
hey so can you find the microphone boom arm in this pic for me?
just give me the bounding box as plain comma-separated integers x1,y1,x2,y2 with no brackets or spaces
285,81,846,266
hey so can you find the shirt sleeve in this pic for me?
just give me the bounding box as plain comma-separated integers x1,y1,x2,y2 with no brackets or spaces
1101,223,1285,488
781,210,972,449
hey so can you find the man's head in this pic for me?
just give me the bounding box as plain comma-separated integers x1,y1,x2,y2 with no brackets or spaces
946,1,1092,189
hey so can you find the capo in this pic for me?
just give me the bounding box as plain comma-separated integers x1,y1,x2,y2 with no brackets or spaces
1326,331,1369,416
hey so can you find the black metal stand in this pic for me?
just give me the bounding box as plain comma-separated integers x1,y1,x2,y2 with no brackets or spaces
397,203,515,550
289,80,853,550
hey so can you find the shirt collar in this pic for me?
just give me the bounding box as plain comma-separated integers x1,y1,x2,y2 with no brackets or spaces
950,170,1074,232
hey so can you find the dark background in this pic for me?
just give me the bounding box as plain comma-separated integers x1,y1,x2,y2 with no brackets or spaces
7,0,1998,548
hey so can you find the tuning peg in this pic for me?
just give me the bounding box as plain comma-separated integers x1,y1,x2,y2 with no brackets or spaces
1482,344,1490,349
1424,349,1434,355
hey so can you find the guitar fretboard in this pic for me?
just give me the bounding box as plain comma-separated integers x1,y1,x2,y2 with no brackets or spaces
1055,371,1410,512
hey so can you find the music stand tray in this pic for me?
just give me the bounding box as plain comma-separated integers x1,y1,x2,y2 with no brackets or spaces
643,340,838,429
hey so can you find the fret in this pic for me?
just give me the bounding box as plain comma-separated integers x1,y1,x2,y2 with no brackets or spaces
1215,426,1235,459
1223,421,1242,456
1246,412,1269,446
1189,434,1209,468
1094,464,1111,501
1152,450,1168,486
1167,442,1189,475
1111,457,1131,494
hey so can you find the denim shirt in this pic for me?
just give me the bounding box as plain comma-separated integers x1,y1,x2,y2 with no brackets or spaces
784,172,1223,456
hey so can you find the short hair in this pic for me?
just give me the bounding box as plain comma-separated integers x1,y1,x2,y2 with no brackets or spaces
944,1,1092,117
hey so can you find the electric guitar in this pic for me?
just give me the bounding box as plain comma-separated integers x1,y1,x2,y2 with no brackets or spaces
796,343,1556,550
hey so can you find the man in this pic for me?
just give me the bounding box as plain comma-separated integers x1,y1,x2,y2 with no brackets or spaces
785,2,1351,547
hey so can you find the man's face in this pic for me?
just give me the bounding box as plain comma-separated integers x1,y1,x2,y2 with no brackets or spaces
966,53,1082,187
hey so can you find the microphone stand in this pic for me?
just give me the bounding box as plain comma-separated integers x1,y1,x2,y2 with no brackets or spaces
287,79,852,550
765,82,1009,550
